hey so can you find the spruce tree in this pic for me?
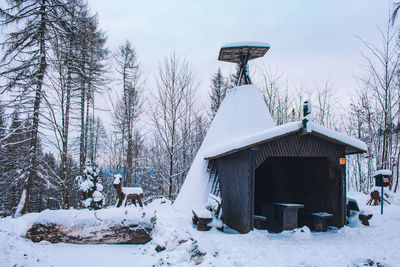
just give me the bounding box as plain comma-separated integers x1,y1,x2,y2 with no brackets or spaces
209,68,228,119
76,161,105,210
0,0,67,216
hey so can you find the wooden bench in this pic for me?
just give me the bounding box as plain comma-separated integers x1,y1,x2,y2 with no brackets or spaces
192,208,213,231
192,194,222,232
312,212,333,232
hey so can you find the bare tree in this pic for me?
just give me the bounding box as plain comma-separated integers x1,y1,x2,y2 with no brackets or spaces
42,1,85,209
76,10,108,172
151,53,197,200
357,23,399,171
314,81,337,128
348,21,400,193
113,40,143,186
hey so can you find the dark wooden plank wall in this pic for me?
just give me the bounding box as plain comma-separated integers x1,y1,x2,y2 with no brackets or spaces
215,149,254,233
253,133,345,169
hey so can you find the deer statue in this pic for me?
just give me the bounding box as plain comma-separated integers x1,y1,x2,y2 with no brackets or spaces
113,174,144,207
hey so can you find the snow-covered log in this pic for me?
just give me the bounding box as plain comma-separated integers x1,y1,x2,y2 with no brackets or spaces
26,223,153,244
25,207,155,244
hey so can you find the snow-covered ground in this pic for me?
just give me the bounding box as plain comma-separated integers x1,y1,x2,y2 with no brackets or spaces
1,192,400,267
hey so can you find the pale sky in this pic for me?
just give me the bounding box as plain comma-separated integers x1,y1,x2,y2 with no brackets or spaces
89,0,393,108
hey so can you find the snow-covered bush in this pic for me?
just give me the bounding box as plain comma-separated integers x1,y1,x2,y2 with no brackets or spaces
76,162,105,210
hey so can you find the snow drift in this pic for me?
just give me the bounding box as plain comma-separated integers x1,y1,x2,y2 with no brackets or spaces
174,85,275,213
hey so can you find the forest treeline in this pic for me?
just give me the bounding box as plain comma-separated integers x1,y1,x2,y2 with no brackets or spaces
0,0,399,217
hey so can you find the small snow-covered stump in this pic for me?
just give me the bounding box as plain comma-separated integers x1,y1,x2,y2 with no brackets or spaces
358,211,373,226
76,162,105,210
367,190,390,206
113,174,144,207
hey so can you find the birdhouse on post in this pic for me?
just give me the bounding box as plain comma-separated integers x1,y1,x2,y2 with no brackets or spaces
373,169,392,215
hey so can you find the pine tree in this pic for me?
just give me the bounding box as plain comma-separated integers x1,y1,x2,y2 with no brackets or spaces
0,110,31,215
209,68,228,119
76,161,105,210
228,65,241,88
0,0,68,216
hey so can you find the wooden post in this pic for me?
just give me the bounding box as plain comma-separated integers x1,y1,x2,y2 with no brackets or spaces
339,156,346,226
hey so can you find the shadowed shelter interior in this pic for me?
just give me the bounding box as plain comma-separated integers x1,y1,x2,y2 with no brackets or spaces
255,157,341,228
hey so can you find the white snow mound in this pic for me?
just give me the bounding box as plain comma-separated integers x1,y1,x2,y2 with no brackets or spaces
174,85,275,213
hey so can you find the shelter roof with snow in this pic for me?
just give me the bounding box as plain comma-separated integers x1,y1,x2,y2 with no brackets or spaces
205,121,367,160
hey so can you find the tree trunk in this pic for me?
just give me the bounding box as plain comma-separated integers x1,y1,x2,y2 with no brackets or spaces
17,1,47,216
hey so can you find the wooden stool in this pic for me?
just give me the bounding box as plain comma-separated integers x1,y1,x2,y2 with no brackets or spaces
254,215,267,230
312,212,333,232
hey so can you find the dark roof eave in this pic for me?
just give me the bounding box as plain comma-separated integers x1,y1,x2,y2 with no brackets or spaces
204,130,367,161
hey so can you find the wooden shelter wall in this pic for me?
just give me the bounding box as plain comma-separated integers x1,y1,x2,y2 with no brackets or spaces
253,133,344,169
215,150,254,233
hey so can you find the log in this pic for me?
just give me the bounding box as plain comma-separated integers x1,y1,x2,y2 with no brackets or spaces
26,223,153,244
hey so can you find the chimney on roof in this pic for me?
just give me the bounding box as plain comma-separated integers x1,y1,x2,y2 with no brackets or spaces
302,100,312,133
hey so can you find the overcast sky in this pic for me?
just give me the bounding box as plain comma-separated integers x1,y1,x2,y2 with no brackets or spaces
88,0,394,106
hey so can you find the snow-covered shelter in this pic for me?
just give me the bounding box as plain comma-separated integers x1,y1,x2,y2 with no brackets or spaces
175,42,367,234
175,83,366,233
204,121,367,233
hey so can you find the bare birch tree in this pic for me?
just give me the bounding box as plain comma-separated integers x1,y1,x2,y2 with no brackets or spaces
151,53,197,200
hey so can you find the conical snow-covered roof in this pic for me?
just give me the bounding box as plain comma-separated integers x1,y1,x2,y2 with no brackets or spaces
173,85,275,213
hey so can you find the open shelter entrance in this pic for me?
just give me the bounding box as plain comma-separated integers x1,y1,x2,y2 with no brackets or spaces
254,157,342,229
